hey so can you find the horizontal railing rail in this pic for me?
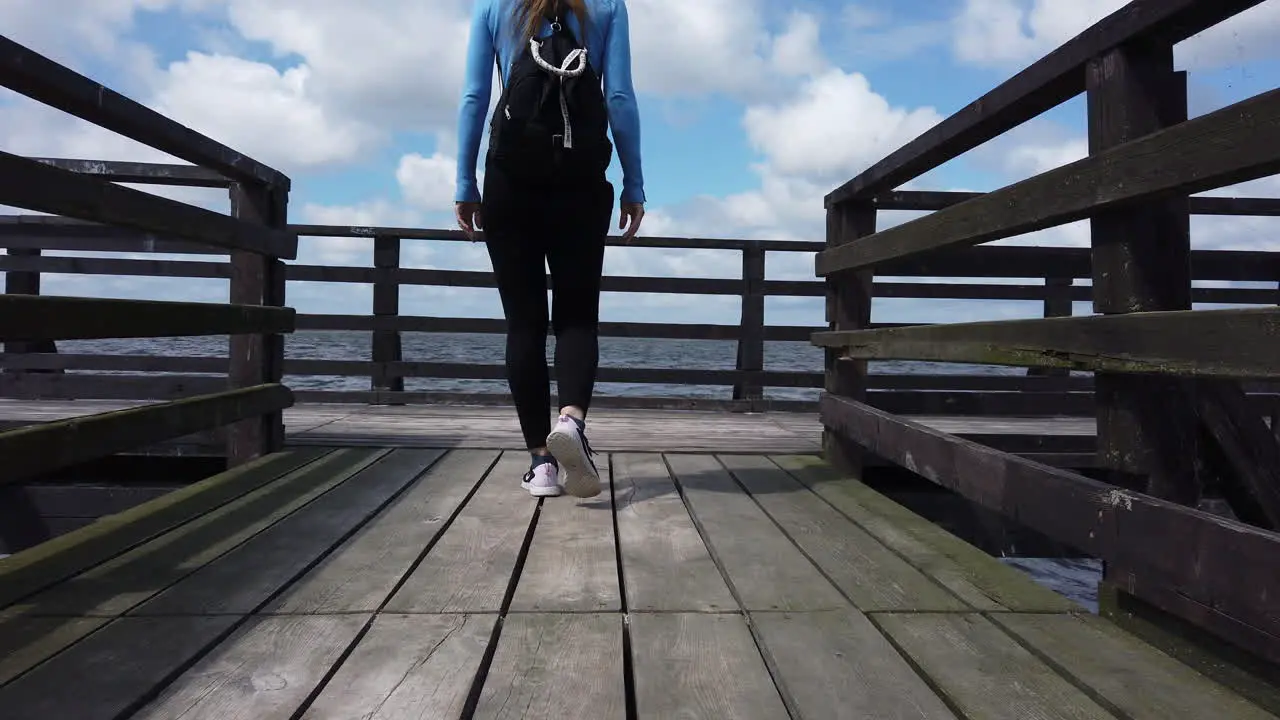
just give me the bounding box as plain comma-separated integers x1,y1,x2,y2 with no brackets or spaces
817,0,1280,668
4,218,1280,421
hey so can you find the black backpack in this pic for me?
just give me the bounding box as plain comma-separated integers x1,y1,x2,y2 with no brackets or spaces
487,4,613,182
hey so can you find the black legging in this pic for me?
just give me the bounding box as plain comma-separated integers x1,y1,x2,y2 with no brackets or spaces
481,161,614,449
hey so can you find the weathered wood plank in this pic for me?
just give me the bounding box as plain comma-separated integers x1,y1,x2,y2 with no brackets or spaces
991,613,1277,720
11,448,388,617
875,613,1114,720
819,393,1280,643
0,615,108,686
384,452,535,613
611,453,734,612
752,609,958,720
266,449,498,614
629,612,788,719
772,454,1078,612
720,454,968,612
813,308,1280,378
824,0,1266,206
130,614,366,719
0,150,295,257
472,613,624,720
301,613,495,719
0,448,327,609
664,453,846,611
0,615,239,720
0,383,294,485
30,157,231,187
818,87,1280,273
509,463,619,612
0,294,295,342
133,449,442,615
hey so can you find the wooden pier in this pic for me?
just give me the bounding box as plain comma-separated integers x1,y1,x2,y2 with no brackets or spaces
3,1,1280,718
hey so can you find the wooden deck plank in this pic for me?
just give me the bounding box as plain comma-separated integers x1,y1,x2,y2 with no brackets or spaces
628,612,789,719
132,449,443,615
0,615,239,720
0,615,108,686
773,454,1079,612
752,609,958,720
301,613,495,720
509,460,619,613
130,614,368,720
664,453,846,611
11,448,389,617
611,453,735,612
383,452,532,613
472,613,625,720
991,613,1278,720
720,454,969,612
265,449,499,614
0,402,1104,458
875,612,1116,720
0,447,330,609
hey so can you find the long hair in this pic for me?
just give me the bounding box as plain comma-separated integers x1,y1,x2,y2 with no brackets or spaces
514,0,587,43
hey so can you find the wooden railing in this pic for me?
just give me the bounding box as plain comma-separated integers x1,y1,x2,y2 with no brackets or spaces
0,35,295,478
5,214,1280,420
816,0,1280,668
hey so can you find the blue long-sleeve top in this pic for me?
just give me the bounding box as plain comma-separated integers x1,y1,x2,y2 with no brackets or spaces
455,0,645,204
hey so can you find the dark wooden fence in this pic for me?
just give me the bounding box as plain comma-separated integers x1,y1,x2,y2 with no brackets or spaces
0,35,295,486
816,0,1280,669
7,214,1280,402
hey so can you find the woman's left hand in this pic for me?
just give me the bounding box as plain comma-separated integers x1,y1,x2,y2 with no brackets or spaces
456,201,484,241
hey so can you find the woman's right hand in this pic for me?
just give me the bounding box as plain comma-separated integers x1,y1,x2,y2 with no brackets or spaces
619,202,645,242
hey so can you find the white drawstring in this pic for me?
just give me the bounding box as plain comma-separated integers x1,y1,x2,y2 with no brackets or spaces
528,36,587,149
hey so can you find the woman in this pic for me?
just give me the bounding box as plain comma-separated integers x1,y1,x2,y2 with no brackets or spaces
455,0,646,499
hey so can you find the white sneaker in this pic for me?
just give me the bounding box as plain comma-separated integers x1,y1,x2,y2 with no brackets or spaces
546,415,601,498
521,460,562,497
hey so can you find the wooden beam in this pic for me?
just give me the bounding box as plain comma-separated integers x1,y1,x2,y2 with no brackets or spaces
734,246,766,400
825,0,1266,206
1086,42,1200,502
0,151,296,258
812,307,1280,378
817,87,1280,275
818,392,1280,650
28,158,232,188
823,201,876,474
0,36,289,189
1193,379,1280,528
0,295,295,341
227,182,290,465
370,234,404,396
0,383,293,485
873,189,1280,216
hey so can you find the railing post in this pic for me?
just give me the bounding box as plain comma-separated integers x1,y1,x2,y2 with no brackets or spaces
1026,272,1072,377
2,247,59,375
823,199,876,475
227,181,288,465
1086,42,1198,501
371,234,404,403
733,245,765,407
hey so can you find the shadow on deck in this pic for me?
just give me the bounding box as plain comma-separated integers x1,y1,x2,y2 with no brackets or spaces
0,445,1275,719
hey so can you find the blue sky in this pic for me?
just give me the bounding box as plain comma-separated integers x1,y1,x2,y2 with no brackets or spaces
2,0,1278,328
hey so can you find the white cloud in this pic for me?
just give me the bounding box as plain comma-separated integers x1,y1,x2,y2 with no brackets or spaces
742,69,943,181
396,152,459,214
952,0,1280,70
152,52,378,170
